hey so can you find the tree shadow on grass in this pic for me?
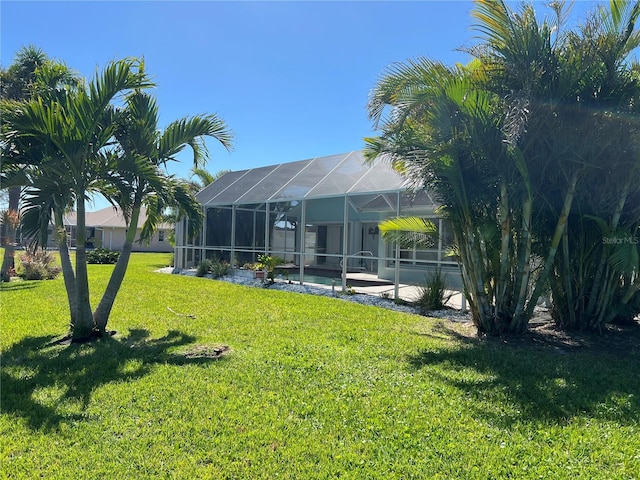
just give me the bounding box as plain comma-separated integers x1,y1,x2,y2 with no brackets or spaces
407,321,640,427
149,262,173,270
0,281,39,291
1,329,230,431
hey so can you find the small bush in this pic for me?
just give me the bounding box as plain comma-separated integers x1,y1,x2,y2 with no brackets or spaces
87,247,120,264
196,257,231,278
209,258,231,279
257,254,284,282
18,248,61,280
342,285,356,296
196,259,213,277
416,268,453,312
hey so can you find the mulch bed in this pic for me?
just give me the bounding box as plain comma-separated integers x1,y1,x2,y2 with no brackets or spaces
444,316,640,356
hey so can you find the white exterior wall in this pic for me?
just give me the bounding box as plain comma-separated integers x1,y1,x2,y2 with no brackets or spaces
91,227,173,253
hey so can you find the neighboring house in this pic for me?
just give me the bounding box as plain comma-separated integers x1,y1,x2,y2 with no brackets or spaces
56,206,172,253
175,151,462,290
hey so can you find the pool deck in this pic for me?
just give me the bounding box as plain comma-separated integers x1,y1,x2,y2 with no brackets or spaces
298,272,467,311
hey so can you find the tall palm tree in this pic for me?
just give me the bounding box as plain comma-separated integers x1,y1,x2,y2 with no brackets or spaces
1,46,50,281
2,58,153,339
92,90,233,332
366,56,529,334
470,0,640,329
366,0,640,334
1,50,81,328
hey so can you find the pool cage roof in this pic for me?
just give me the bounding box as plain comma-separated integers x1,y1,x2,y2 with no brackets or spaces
196,151,417,207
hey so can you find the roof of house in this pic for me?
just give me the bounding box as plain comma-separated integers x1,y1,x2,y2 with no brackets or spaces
64,206,172,230
195,151,415,206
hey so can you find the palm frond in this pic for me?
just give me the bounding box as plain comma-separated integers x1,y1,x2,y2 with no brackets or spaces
158,114,234,167
379,216,438,249
170,180,204,240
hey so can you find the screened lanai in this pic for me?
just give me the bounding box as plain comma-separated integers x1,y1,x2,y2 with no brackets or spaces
174,151,461,293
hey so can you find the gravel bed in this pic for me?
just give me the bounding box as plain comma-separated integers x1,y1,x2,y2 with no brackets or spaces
156,267,471,322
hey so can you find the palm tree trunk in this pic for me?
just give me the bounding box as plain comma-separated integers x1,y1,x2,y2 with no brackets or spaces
452,227,481,322
586,182,629,315
72,197,95,339
561,227,577,329
524,172,578,320
466,224,494,333
93,199,142,332
511,194,532,329
54,210,77,329
592,265,618,329
0,187,20,281
496,182,511,314
607,275,640,324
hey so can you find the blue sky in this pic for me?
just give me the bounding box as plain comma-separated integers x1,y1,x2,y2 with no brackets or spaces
2,1,601,210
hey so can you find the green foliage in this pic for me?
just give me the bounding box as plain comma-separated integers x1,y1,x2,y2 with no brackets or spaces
1,252,639,478
17,248,61,280
209,257,231,279
196,257,231,278
3,52,233,338
86,247,120,265
416,268,453,313
342,284,356,295
195,259,212,277
379,216,438,249
257,254,284,281
366,1,640,334
3,56,154,338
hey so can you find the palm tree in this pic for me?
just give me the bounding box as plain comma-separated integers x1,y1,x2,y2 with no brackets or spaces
2,58,153,339
366,56,528,334
366,0,640,334
479,0,640,330
1,49,82,329
548,1,640,329
92,90,233,332
1,46,50,281
471,0,640,326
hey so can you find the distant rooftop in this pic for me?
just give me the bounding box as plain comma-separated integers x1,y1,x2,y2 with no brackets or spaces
196,151,413,206
64,206,171,229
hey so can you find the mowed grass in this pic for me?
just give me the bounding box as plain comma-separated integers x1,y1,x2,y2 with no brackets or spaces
1,253,639,479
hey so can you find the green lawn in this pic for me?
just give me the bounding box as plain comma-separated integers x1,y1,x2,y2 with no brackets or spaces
1,252,639,479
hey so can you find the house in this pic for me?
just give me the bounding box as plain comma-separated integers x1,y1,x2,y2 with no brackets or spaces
174,151,462,290
58,206,173,253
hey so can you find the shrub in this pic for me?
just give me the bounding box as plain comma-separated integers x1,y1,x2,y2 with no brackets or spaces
342,285,356,296
86,247,120,264
18,248,61,280
416,268,453,313
196,257,231,279
209,258,231,279
196,259,213,277
256,254,284,282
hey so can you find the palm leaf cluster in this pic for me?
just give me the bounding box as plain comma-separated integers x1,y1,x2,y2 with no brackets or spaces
366,0,640,334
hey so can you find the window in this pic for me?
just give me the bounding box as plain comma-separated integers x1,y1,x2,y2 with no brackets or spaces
159,230,165,242
206,207,232,247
